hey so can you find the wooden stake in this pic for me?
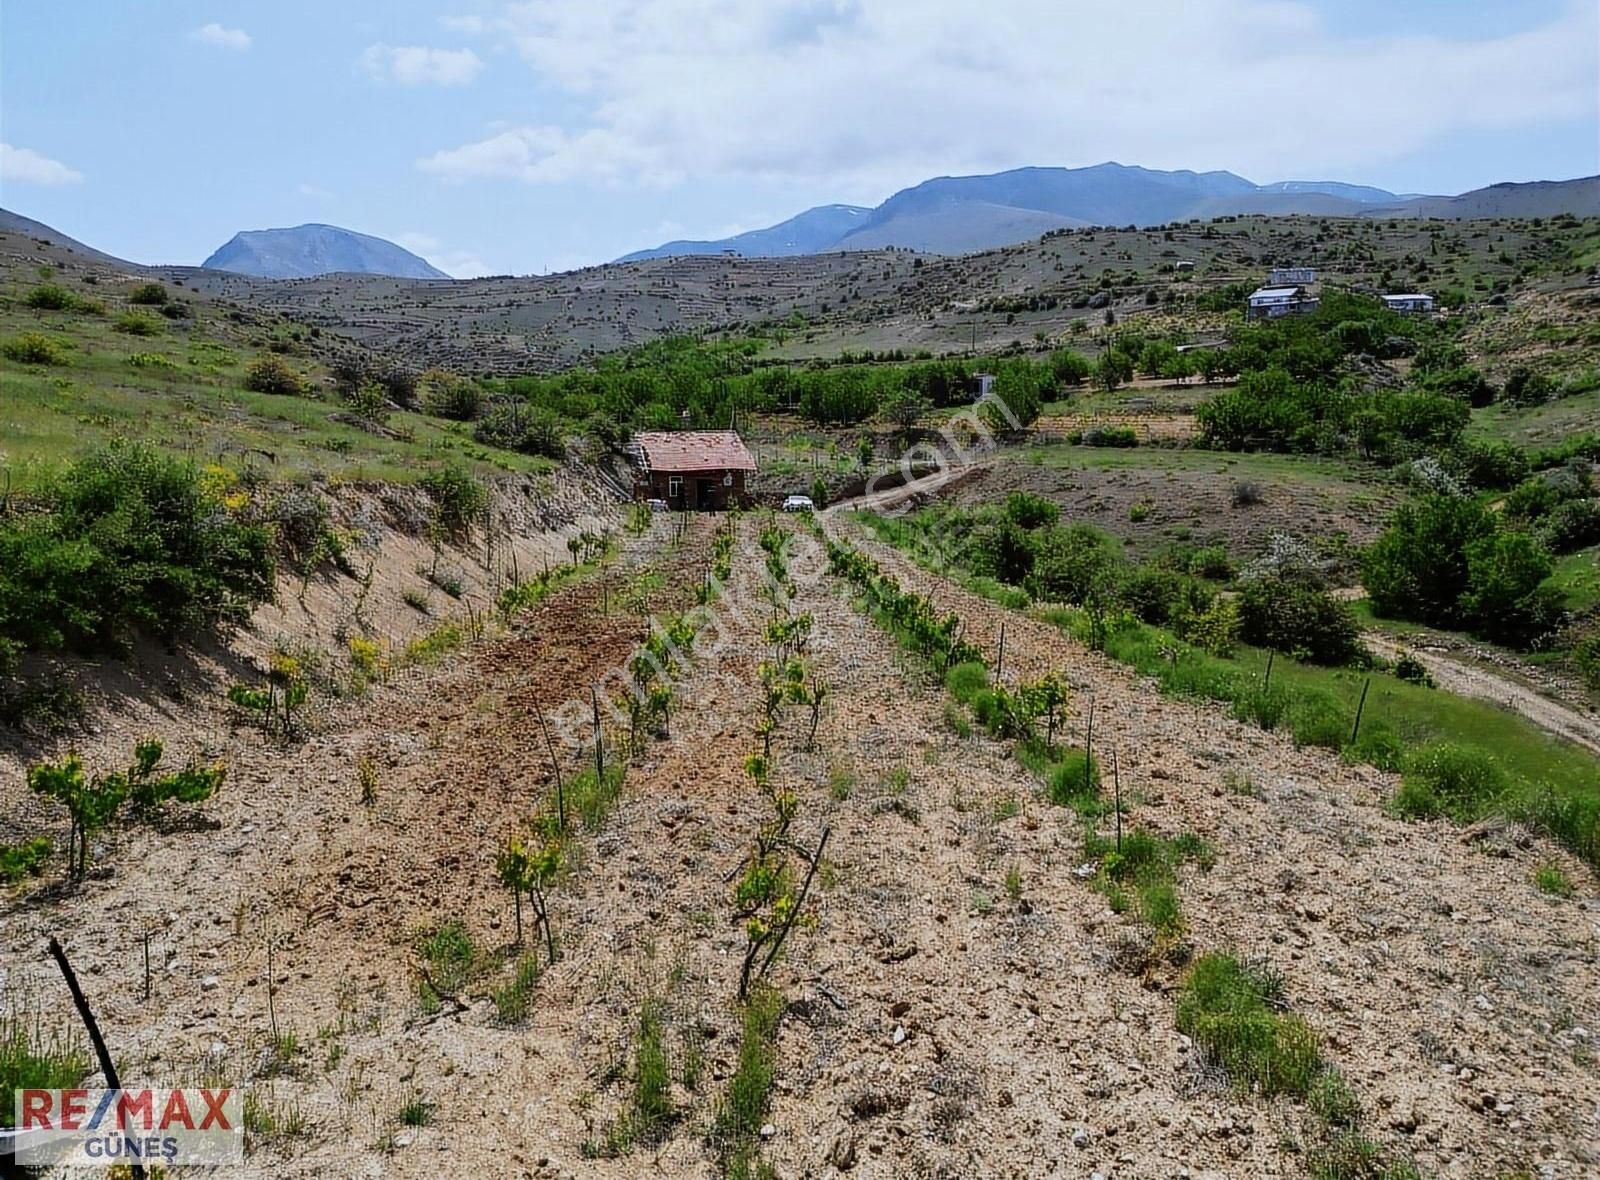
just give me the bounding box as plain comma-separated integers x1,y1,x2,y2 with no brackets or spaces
536,706,566,833
591,688,605,781
1349,677,1371,746
1263,650,1274,694
996,620,1006,681
1113,748,1123,853
47,937,145,1180
1084,691,1096,799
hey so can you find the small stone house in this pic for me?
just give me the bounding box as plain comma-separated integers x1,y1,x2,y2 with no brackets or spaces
629,430,757,511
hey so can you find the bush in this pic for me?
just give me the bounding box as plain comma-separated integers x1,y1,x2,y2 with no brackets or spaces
113,310,163,337
24,284,78,310
1026,524,1124,605
421,466,488,538
0,444,275,658
1460,530,1560,648
1120,567,1211,626
1392,743,1510,821
422,369,484,420
474,402,566,458
1081,425,1138,447
1537,498,1600,554
243,354,307,396
1005,491,1059,529
1237,577,1361,665
2,332,67,365
1362,495,1495,627
127,282,169,306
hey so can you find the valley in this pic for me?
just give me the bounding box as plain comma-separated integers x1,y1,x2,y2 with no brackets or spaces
3,199,1599,1180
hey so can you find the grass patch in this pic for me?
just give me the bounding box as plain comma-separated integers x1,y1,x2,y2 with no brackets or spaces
1,1010,88,1127
566,764,627,832
1391,742,1512,821
1176,953,1322,1099
712,987,783,1171
1534,861,1575,899
415,920,478,1013
491,953,542,1025
1046,748,1101,811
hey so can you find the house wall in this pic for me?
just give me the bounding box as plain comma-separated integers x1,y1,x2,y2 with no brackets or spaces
634,469,749,511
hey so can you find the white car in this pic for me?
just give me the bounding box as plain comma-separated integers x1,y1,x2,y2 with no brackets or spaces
782,495,815,512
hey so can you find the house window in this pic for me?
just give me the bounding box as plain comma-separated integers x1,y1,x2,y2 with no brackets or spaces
668,476,682,498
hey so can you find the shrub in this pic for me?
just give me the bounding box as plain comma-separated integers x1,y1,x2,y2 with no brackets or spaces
1081,425,1137,447
23,284,77,310
0,443,275,658
1231,480,1265,507
475,402,566,457
421,465,488,538
1537,498,1600,555
1188,545,1235,580
127,282,169,306
1027,524,1124,605
1,332,68,364
1237,577,1361,665
1460,530,1560,648
1120,567,1211,626
415,920,478,1011
243,354,307,396
0,837,52,884
113,310,163,337
1176,953,1323,1098
422,369,483,420
1392,743,1510,821
1392,652,1433,686
1362,495,1495,626
1005,491,1059,529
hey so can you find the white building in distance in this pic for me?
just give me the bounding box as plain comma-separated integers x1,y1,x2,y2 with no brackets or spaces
1247,285,1321,321
1269,266,1317,285
1382,293,1436,315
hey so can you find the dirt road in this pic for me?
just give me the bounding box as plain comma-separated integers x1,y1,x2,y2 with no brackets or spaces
1364,631,1600,756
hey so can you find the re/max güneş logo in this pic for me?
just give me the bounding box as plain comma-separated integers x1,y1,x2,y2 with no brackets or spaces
12,1088,243,1167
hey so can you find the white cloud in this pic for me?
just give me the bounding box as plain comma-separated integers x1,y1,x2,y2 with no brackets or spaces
192,22,251,50
441,15,488,34
417,0,1598,193
363,44,484,86
297,182,333,198
0,143,84,186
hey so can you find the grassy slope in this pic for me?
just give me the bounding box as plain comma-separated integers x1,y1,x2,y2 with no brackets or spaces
0,272,550,490
858,509,1600,847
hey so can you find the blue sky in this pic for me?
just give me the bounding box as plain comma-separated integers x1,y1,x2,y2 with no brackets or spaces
2,0,1596,276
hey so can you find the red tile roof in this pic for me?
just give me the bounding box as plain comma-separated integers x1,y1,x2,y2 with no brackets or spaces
633,430,757,473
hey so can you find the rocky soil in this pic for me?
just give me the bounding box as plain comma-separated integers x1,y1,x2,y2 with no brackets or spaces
2,506,1597,1179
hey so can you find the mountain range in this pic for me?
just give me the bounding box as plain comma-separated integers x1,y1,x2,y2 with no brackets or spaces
619,163,1600,260
201,224,448,280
